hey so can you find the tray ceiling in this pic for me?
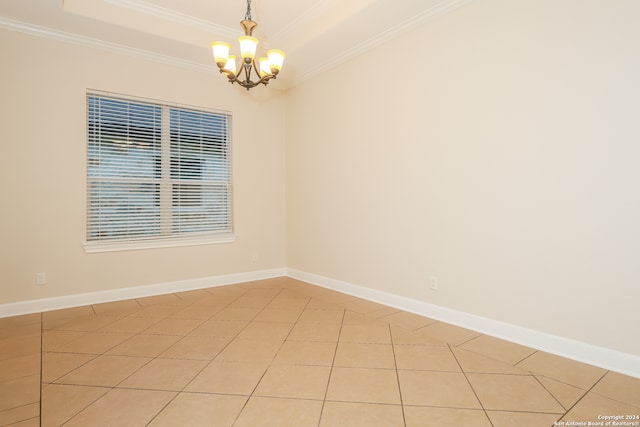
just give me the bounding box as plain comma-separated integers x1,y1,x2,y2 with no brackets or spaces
0,0,473,89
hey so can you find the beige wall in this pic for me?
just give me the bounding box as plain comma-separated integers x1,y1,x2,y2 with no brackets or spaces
286,0,640,356
2,0,640,359
0,30,287,304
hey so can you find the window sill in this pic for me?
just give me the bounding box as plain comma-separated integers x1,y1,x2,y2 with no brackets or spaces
84,233,236,253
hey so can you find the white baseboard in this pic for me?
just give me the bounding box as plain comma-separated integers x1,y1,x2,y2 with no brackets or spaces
287,268,640,379
2,266,638,379
0,268,286,318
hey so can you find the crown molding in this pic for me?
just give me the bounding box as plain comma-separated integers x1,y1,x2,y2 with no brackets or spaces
268,0,334,46
0,17,215,74
293,0,474,86
103,0,238,39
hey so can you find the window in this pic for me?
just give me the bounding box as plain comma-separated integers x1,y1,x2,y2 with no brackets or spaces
85,93,233,252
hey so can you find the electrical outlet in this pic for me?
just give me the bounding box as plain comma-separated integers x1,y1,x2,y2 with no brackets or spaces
36,272,47,285
429,276,438,290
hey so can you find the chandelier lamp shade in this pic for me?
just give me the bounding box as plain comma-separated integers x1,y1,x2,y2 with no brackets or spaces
211,0,286,90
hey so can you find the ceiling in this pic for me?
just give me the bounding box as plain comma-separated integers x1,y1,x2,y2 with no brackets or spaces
0,0,472,90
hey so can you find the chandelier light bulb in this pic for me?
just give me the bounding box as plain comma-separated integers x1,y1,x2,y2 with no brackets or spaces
238,36,258,60
267,49,286,74
224,55,237,73
258,57,271,77
211,42,230,67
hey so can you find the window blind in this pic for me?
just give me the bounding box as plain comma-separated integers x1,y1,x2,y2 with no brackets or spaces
87,93,232,246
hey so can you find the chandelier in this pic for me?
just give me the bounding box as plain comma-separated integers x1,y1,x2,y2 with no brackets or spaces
211,0,286,90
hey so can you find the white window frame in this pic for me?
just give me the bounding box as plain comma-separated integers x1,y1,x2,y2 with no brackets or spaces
84,91,234,253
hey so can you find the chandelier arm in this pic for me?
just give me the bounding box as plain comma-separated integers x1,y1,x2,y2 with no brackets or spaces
244,75,275,89
259,74,276,85
252,58,261,79
219,68,240,83
218,67,276,90
253,59,277,86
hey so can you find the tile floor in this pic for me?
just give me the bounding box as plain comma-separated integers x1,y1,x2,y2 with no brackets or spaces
1,277,639,426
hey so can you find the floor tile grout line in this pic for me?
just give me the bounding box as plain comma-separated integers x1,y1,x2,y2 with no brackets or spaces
101,285,253,426
139,307,235,427
225,288,314,425
53,285,252,427
54,333,160,382
448,343,496,427
0,404,39,425
316,308,347,427
323,399,404,406
513,349,538,367
554,369,611,425
170,286,280,396
24,285,265,424
42,314,147,378
514,369,609,394
47,384,116,425
532,371,573,412
589,389,640,411
446,369,530,377
477,408,565,415
127,331,238,424
408,320,441,336
451,344,536,374
459,333,483,348
410,323,433,335
43,352,101,385
143,391,180,425
221,287,307,427
43,314,127,336
455,333,484,348
39,311,43,426
389,323,407,427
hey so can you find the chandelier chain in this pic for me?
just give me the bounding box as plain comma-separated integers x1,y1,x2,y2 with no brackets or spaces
244,0,252,21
